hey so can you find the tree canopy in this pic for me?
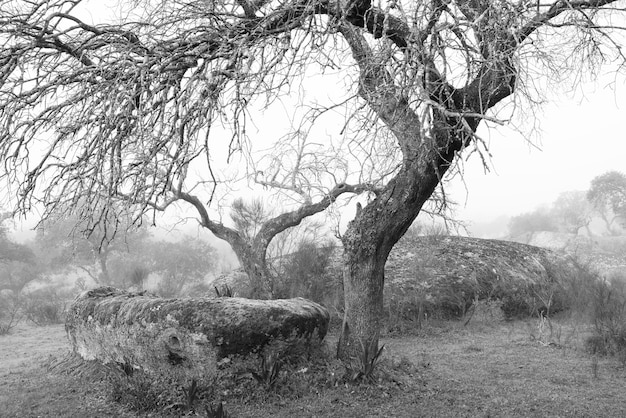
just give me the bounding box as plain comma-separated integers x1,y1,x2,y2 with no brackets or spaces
588,171,626,234
0,212,34,265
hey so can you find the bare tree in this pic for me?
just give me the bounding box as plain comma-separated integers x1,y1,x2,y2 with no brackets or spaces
588,171,626,235
229,197,332,297
0,0,375,300
1,0,625,359
508,191,594,239
552,191,593,235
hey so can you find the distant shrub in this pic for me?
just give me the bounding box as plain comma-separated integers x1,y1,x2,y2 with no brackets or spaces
126,265,149,290
585,334,611,356
583,271,626,362
488,257,597,321
537,261,626,361
273,241,343,317
499,292,534,319
385,289,431,334
0,291,22,335
22,288,70,326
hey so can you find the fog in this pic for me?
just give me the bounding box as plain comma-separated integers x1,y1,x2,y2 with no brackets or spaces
447,79,626,238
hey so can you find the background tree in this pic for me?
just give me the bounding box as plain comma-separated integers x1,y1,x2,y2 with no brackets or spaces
551,191,594,235
141,236,217,297
0,212,33,264
508,191,593,239
1,0,625,359
0,214,41,333
34,211,150,287
230,198,271,244
0,214,38,292
508,207,558,242
588,171,626,235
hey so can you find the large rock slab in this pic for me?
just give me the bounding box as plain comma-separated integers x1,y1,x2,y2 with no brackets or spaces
65,287,329,377
385,235,581,318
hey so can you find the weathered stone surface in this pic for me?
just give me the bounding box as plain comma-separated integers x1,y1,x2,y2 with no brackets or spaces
65,287,329,377
386,235,577,287
383,235,581,317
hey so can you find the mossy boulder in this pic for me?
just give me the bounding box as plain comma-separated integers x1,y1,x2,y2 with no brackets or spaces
65,287,329,378
385,236,581,318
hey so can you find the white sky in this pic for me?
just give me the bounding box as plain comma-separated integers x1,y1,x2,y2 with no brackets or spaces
448,76,626,235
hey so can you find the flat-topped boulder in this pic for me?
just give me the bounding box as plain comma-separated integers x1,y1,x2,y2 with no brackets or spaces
385,235,581,318
65,287,329,377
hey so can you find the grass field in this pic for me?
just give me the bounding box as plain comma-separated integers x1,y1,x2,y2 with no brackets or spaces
1,317,625,417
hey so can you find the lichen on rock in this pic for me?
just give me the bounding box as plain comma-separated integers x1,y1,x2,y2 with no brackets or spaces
65,287,330,378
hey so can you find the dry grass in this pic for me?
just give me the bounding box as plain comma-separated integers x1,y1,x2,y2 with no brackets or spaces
1,318,626,417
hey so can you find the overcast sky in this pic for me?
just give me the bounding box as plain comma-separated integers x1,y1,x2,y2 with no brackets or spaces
446,75,626,236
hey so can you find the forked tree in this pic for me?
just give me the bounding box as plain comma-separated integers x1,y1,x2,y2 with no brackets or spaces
588,171,626,234
1,0,625,359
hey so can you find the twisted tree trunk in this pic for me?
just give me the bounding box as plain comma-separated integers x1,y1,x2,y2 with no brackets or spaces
337,157,452,359
335,11,516,360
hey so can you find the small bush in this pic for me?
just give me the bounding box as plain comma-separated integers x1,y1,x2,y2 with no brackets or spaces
214,284,234,297
108,370,170,413
499,290,537,319
345,338,385,383
583,272,626,362
273,241,342,308
0,292,22,335
205,401,230,418
103,332,424,416
585,334,611,356
107,364,228,416
269,240,344,329
549,262,626,361
251,353,282,388
384,289,432,335
22,289,68,326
